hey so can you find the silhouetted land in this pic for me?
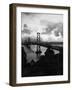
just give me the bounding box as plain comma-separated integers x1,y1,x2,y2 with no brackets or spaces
21,44,63,77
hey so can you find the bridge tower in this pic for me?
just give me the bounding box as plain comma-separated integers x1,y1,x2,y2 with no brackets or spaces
36,32,42,56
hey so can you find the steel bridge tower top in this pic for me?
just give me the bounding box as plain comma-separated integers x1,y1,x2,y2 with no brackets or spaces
36,32,42,56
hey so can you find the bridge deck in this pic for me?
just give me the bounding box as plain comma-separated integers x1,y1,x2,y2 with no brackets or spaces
22,42,63,51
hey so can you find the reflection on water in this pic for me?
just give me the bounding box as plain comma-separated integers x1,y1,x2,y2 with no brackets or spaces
30,45,47,55
23,45,59,63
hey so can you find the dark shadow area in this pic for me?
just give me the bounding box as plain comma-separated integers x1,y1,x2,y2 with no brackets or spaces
21,46,63,77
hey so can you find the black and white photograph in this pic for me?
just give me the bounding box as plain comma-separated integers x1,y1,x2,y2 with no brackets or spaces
21,13,63,77
9,4,70,86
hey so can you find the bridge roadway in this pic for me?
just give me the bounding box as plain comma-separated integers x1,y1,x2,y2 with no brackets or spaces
22,42,63,51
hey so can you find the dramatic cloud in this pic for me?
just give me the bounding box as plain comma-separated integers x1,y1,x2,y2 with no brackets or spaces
54,23,63,37
41,21,56,34
41,22,63,37
21,13,63,42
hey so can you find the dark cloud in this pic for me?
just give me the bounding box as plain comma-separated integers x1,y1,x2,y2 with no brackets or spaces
54,30,60,36
54,23,63,37
22,24,31,34
21,12,35,20
22,12,32,15
24,13,31,15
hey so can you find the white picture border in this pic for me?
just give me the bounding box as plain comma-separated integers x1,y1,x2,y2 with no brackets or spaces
16,7,68,83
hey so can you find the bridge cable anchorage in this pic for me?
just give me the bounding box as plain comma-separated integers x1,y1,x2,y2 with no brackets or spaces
36,32,42,56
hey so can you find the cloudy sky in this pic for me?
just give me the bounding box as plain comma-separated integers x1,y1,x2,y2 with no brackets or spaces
21,12,63,42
